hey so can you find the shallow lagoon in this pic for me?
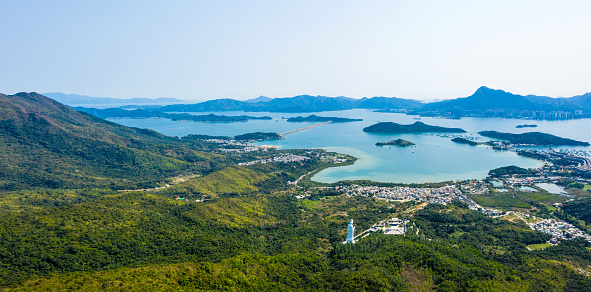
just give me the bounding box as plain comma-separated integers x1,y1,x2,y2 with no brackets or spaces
110,109,591,184
535,183,569,195
519,186,538,192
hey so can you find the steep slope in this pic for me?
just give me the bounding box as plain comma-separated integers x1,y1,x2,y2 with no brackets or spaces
157,95,421,113
356,96,423,110
252,95,358,112
0,92,216,190
418,86,543,112
159,98,248,112
414,86,591,116
363,121,466,133
528,92,591,111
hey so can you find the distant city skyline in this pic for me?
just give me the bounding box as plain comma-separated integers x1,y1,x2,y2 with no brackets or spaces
1,1,590,102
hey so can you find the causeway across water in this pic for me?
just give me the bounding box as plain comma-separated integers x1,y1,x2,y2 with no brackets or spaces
280,121,332,136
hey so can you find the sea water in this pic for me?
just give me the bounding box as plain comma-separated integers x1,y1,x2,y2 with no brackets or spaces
109,109,591,184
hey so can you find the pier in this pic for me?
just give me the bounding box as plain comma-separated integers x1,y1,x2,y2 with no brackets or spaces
280,121,331,136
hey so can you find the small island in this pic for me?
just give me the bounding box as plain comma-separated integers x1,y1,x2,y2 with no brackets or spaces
516,124,537,128
287,115,362,123
363,121,466,134
376,139,415,147
451,137,479,146
479,131,590,146
234,132,282,141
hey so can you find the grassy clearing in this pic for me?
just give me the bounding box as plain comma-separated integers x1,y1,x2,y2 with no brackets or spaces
471,195,530,209
160,166,268,198
524,216,543,224
527,243,552,250
301,199,321,209
565,188,591,197
584,184,591,190
501,213,527,225
518,191,565,204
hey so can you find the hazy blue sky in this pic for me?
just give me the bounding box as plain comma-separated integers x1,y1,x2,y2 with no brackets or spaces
1,1,590,101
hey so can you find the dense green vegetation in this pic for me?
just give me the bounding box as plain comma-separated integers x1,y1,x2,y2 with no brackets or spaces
3,92,591,291
363,121,466,133
234,132,282,141
479,131,590,146
286,115,362,123
489,165,536,177
375,139,415,147
451,137,479,146
0,93,230,191
3,193,591,291
557,198,591,233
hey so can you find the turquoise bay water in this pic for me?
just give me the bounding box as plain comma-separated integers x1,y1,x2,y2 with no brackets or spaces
109,110,591,184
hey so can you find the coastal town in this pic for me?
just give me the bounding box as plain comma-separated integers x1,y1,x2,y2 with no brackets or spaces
207,130,591,247
333,181,591,245
238,154,310,166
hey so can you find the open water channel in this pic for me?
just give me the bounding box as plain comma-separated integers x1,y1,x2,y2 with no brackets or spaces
109,109,591,184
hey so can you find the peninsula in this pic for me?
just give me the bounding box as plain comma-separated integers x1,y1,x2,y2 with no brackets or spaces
478,131,590,146
451,137,480,146
287,115,362,123
376,139,415,147
234,132,282,141
363,121,466,134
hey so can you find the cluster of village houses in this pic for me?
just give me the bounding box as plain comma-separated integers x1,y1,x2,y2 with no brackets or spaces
237,154,310,166
334,183,589,245
530,219,591,244
335,185,496,215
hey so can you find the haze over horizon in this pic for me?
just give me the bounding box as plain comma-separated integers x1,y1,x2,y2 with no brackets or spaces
1,1,590,102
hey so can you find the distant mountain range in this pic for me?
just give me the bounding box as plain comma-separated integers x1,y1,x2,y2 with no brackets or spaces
43,92,186,107
75,107,272,122
45,87,591,119
410,86,591,119
157,95,423,113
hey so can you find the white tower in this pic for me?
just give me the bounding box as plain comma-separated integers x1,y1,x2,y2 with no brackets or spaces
346,219,355,244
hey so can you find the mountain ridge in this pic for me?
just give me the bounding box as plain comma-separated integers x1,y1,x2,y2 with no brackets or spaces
43,92,186,107
44,87,591,118
0,92,218,190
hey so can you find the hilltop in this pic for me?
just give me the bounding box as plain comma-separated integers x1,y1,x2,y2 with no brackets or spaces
286,115,362,123
411,86,591,119
376,139,415,147
363,121,466,134
479,131,590,146
158,95,422,113
57,86,591,120
0,92,222,190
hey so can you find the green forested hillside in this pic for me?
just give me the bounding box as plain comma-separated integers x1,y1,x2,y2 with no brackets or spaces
2,92,591,291
0,92,223,190
2,195,590,291
363,121,466,134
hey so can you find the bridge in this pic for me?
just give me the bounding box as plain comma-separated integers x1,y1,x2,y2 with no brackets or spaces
280,121,331,136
